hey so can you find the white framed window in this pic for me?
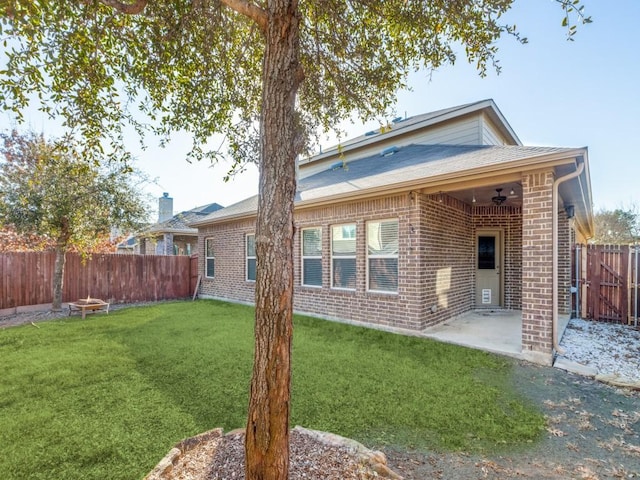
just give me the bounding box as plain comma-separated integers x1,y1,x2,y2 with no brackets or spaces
341,224,356,239
205,238,215,278
246,234,256,282
367,219,398,293
301,227,322,287
331,224,356,290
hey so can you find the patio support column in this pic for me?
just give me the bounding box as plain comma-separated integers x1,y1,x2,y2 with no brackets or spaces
163,233,174,255
557,208,572,316
521,170,554,365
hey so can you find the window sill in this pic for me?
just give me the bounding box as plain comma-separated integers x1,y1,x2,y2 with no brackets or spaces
367,290,398,296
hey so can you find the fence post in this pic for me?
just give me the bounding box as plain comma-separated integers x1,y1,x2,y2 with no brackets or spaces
634,244,639,327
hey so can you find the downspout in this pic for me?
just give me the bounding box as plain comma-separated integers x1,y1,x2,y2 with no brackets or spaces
552,159,585,355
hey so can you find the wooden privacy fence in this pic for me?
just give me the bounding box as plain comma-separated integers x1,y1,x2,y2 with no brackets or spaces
0,252,197,312
578,244,640,325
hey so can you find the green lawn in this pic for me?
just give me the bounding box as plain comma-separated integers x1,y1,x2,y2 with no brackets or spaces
0,300,544,479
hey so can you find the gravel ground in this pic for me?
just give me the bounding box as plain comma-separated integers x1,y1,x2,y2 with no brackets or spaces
560,318,640,383
2,306,639,478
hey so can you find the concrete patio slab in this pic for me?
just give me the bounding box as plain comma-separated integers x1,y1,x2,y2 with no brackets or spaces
422,310,523,359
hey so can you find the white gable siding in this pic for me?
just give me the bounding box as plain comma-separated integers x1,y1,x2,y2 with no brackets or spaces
481,113,510,146
410,116,481,145
300,115,483,179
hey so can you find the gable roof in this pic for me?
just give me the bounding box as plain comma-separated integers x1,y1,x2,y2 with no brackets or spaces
190,143,587,226
147,202,224,234
299,99,521,167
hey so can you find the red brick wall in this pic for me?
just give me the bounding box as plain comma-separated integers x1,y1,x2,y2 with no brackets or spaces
198,218,257,304
293,194,425,330
557,208,572,315
198,191,530,332
521,170,554,360
420,194,474,327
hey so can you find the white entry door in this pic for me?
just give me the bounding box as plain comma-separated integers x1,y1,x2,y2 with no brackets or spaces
476,231,502,307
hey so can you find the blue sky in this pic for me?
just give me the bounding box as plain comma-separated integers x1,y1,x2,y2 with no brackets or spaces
2,1,638,216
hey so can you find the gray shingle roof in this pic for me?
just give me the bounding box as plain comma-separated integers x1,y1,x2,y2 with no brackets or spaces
298,144,572,201
192,144,577,225
148,202,224,233
190,195,259,225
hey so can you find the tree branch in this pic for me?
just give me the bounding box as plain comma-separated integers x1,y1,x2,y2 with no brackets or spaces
219,0,267,34
98,0,148,15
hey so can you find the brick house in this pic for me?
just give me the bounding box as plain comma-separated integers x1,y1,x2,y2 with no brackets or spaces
137,193,224,255
191,99,593,365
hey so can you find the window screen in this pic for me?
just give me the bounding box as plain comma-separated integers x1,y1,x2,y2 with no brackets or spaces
367,220,398,292
331,224,356,289
302,227,322,287
205,238,215,278
246,234,256,281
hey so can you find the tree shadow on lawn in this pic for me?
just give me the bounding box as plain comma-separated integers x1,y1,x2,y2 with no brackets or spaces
114,301,546,454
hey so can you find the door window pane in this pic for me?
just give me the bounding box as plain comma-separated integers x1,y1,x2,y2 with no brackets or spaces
478,236,495,270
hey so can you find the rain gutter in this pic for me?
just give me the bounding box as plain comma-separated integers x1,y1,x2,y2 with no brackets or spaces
552,158,585,356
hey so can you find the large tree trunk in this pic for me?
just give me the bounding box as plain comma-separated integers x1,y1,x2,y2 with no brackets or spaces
244,1,302,479
52,243,66,311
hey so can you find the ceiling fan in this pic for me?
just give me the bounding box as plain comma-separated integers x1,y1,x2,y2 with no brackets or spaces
491,188,507,205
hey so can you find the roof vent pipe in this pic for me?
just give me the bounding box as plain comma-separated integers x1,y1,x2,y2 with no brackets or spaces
380,146,400,157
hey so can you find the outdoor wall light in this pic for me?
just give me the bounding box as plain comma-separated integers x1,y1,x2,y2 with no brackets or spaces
565,205,575,219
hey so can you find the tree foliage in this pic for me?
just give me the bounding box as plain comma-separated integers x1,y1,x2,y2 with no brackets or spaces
0,1,590,169
592,206,640,245
0,130,150,307
0,224,120,252
0,130,149,248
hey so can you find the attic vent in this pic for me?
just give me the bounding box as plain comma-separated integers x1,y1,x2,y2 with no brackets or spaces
380,146,400,157
364,130,378,136
329,161,345,171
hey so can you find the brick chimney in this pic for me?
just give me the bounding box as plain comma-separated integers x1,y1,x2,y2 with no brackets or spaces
158,192,173,222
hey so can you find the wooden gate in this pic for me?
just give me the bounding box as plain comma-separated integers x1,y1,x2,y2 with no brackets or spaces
584,244,640,324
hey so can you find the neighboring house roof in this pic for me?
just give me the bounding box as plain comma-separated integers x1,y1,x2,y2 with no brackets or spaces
147,202,224,235
117,236,137,249
190,143,588,226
